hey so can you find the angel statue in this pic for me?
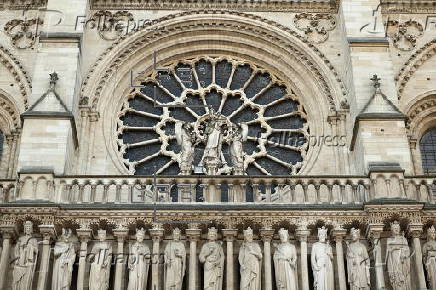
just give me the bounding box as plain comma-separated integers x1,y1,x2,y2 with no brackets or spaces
175,121,196,175
230,123,248,175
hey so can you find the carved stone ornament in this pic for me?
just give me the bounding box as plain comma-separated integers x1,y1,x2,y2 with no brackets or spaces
88,10,134,41
387,20,423,51
4,18,43,49
294,13,336,44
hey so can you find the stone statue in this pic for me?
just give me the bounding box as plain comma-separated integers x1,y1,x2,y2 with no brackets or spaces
164,228,186,290
52,228,76,290
175,122,196,175
199,227,225,290
273,228,298,290
128,228,150,290
239,227,262,290
229,123,248,175
89,229,113,290
424,226,436,290
12,221,38,290
311,226,334,290
202,109,226,174
386,221,412,290
346,228,370,290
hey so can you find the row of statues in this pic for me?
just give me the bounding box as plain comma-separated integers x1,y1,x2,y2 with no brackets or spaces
7,221,436,290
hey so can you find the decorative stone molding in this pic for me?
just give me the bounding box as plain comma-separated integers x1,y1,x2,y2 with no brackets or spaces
89,10,134,41
381,0,436,13
294,13,336,44
89,0,340,13
79,10,346,112
387,20,423,51
396,40,436,99
4,18,43,49
0,0,46,10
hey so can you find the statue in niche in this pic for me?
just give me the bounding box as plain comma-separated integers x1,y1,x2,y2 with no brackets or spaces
175,122,196,175
386,221,412,290
199,227,224,290
346,228,370,290
128,228,150,290
239,227,262,290
229,123,248,175
12,220,38,290
89,229,112,290
273,228,298,290
424,226,436,290
52,228,76,290
164,228,186,290
311,226,334,290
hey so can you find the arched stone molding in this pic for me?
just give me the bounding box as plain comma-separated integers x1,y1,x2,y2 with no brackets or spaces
79,10,347,175
405,91,436,175
396,39,436,100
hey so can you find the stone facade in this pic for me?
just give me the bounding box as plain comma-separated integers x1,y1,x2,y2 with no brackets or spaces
1,0,436,289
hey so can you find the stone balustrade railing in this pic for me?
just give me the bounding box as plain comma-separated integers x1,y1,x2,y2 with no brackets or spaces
0,173,435,204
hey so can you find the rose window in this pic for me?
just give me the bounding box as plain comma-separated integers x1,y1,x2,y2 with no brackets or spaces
117,57,309,175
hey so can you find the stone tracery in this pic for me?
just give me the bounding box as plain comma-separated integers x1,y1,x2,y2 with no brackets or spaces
117,56,309,175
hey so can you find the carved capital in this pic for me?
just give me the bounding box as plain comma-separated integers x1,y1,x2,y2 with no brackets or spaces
0,224,17,240
113,229,129,242
366,224,384,240
186,228,201,241
38,224,55,241
331,229,347,242
222,229,238,242
76,228,93,242
296,229,310,242
407,223,423,239
149,228,164,242
260,228,275,242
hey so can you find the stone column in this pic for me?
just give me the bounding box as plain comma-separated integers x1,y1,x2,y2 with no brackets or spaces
0,226,16,290
186,227,201,290
408,224,427,290
150,225,164,290
332,228,347,290
37,224,55,290
76,228,92,290
113,228,129,290
222,229,237,290
367,224,385,290
296,225,310,290
260,227,274,290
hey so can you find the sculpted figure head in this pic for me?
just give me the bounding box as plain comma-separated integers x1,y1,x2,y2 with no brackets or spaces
390,221,401,236
61,228,72,242
278,228,289,243
208,227,218,241
244,227,254,242
350,228,360,242
428,226,436,241
97,229,107,242
24,221,33,236
173,228,181,241
136,228,146,242
318,226,328,243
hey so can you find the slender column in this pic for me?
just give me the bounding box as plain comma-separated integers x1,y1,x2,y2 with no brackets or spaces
260,228,274,290
37,225,55,290
150,225,164,290
186,227,201,290
332,228,347,290
296,225,310,290
222,229,237,290
408,224,427,290
76,229,92,290
0,226,16,290
367,224,385,289
113,229,128,290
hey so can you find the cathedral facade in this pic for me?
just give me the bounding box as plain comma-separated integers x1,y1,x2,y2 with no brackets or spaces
0,0,436,289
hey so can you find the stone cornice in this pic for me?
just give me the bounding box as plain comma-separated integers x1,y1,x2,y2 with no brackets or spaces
381,0,436,13
89,0,340,13
0,0,46,10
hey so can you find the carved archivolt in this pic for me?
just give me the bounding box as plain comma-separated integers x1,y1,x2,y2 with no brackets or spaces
405,93,436,139
80,10,346,111
88,10,134,41
396,40,436,99
0,45,31,110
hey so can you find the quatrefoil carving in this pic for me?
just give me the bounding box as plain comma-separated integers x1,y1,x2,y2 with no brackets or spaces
294,13,336,44
4,18,43,49
387,20,423,51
